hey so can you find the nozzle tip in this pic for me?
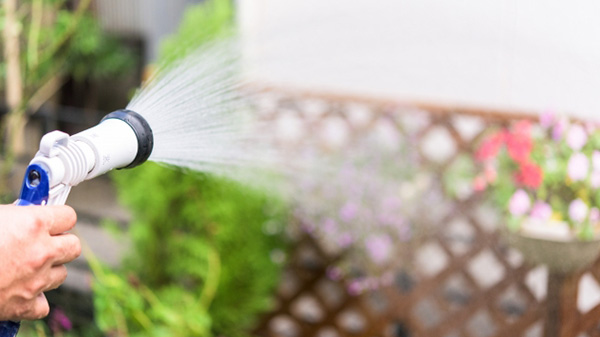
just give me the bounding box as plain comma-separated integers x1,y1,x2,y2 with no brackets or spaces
102,109,153,169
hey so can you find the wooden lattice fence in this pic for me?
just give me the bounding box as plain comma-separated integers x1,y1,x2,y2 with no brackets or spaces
252,89,600,337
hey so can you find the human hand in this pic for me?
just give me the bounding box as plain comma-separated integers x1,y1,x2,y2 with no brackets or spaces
0,205,80,321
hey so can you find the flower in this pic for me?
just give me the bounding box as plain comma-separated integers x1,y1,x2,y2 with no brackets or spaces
339,202,358,222
506,123,533,163
540,112,555,129
509,189,531,216
567,152,589,181
566,125,588,151
569,199,588,223
49,307,72,334
364,234,393,265
530,201,552,221
484,164,498,183
475,131,505,162
473,175,487,192
474,114,600,239
552,118,569,140
514,161,544,189
591,208,600,224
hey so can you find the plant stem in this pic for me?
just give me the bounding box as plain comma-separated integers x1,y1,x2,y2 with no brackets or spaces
1,0,24,198
27,0,43,68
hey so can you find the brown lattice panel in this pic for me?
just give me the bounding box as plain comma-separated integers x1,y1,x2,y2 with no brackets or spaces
251,88,600,337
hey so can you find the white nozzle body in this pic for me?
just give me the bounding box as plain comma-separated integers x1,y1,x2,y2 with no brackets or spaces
71,118,139,179
27,109,153,205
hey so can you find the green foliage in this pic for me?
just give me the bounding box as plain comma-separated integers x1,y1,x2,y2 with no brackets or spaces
61,14,134,81
0,0,134,99
94,164,288,336
159,0,234,66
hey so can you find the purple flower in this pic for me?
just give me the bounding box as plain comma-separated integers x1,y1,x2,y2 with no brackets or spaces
364,234,393,265
49,307,72,333
569,199,588,223
338,232,354,248
530,201,552,221
348,279,364,296
381,196,402,212
339,202,358,222
326,266,342,281
509,189,531,216
553,118,569,141
540,111,555,129
566,125,588,151
322,218,337,234
567,152,589,181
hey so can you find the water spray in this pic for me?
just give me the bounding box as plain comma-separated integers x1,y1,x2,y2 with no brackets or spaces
16,109,153,206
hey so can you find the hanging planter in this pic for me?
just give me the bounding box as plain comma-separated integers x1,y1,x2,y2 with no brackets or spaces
504,219,600,273
474,114,600,273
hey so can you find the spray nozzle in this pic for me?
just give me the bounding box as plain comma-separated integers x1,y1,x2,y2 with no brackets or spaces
16,109,153,206
101,109,154,169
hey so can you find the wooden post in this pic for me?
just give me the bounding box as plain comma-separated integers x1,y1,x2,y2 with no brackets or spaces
545,272,579,337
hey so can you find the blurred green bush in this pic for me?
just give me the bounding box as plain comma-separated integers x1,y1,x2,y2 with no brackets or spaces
91,1,290,336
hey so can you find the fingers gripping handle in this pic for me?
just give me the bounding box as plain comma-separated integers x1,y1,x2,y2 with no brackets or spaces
2,165,52,336
3,141,67,336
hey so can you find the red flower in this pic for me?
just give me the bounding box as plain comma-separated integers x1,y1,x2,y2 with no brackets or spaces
506,122,533,163
512,120,532,135
475,131,506,162
514,161,544,189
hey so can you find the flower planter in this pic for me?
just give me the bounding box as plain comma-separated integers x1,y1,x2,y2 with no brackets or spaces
503,220,600,274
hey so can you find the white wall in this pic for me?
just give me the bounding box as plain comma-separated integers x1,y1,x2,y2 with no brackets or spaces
238,0,600,119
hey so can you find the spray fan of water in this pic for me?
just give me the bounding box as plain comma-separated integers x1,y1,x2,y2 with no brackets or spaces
127,40,281,179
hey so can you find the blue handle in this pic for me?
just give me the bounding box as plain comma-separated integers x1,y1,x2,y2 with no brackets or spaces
16,164,50,206
1,164,51,336
0,321,19,337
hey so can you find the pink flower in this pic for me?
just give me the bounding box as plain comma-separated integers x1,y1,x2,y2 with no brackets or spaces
475,131,505,162
365,234,393,265
506,122,533,163
590,208,600,224
514,161,544,189
473,175,487,192
567,152,589,181
569,199,588,223
513,120,532,135
530,201,552,221
484,164,497,183
566,124,588,151
509,189,531,216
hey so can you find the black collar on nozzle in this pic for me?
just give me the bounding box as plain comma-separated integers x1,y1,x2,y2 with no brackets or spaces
102,109,154,169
